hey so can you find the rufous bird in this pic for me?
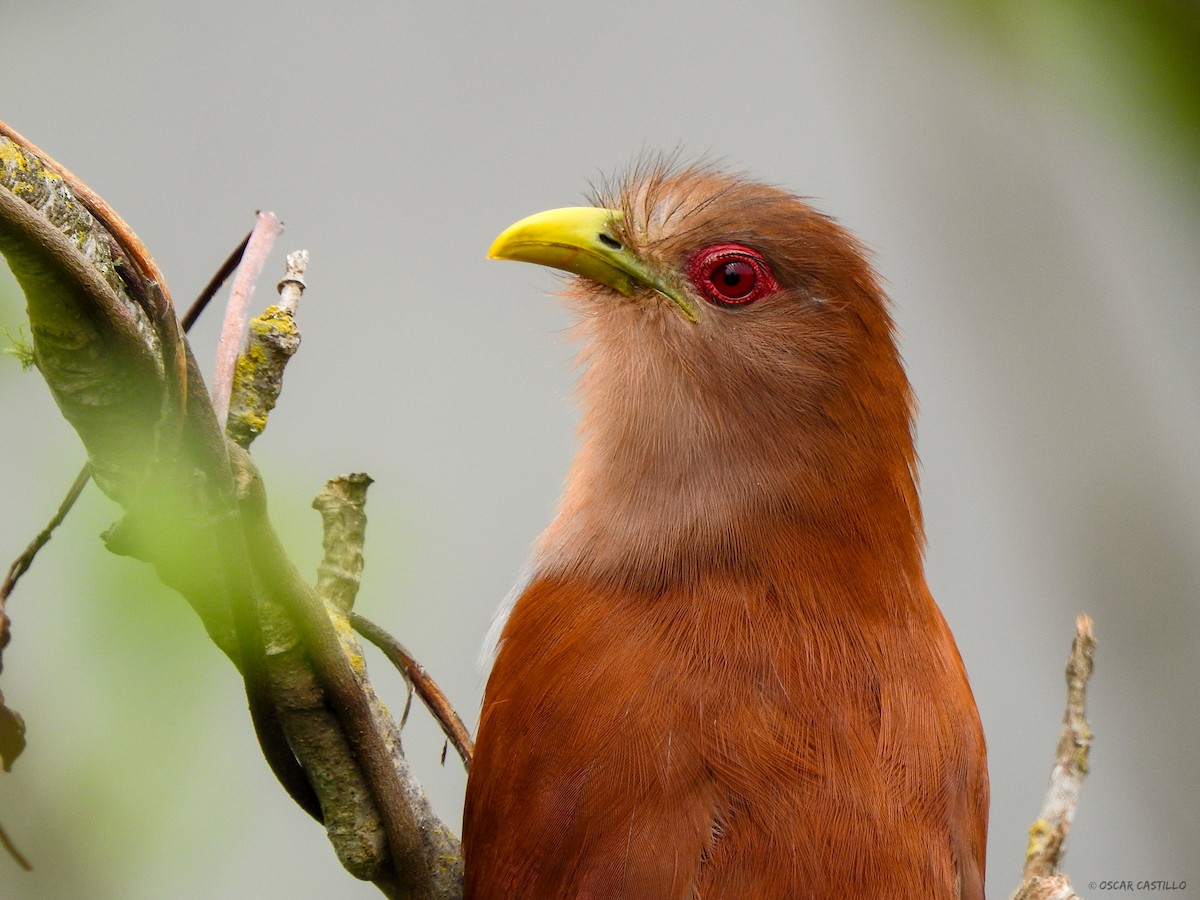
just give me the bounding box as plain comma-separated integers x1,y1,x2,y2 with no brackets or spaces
465,163,988,898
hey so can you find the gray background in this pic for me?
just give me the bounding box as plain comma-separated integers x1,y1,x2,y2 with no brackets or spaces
2,1,1197,897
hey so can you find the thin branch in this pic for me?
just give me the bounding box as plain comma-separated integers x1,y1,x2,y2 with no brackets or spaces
211,211,283,427
1,460,91,785
352,613,474,772
0,466,91,608
1023,614,1096,880
310,471,472,773
0,819,31,871
1012,614,1096,900
276,249,308,314
180,230,252,331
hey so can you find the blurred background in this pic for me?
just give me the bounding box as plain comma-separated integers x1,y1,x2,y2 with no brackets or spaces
2,1,1197,896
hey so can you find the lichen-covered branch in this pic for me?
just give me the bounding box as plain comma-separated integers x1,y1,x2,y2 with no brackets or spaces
0,121,173,301
236,458,461,896
311,477,473,774
0,119,464,899
226,303,301,447
313,473,373,615
0,135,164,505
312,475,467,886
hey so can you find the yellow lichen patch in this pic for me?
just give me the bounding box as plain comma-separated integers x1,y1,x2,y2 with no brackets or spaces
249,306,299,339
0,139,62,182
230,409,267,437
1025,818,1050,857
330,613,369,678
234,341,268,376
0,139,32,171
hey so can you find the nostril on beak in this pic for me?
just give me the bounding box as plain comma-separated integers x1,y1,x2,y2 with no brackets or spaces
597,233,622,250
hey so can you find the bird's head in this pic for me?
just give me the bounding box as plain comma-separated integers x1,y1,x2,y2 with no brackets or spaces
490,163,921,579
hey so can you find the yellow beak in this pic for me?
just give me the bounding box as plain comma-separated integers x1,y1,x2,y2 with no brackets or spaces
488,206,698,322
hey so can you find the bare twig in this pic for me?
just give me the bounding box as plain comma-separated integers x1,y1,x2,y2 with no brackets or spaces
180,230,252,331
1013,614,1096,900
0,466,91,611
276,249,308,314
308,470,472,774
0,819,31,871
1,460,91,783
211,211,283,427
352,613,474,771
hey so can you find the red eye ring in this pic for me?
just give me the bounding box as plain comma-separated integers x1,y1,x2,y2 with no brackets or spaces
686,244,779,307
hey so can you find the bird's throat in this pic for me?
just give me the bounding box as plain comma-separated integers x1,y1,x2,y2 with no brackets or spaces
542,280,924,593
537,426,924,596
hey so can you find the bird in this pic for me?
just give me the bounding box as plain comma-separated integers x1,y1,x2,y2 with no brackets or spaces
464,162,988,899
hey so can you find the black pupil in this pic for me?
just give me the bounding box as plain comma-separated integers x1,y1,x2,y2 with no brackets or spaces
715,260,755,298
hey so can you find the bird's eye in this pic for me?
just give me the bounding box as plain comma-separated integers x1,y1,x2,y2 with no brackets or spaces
687,244,779,307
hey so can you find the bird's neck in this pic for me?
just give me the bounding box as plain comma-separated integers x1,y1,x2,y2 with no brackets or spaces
532,305,925,593
537,387,924,593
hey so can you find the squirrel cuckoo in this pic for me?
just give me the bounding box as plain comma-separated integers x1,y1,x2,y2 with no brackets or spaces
465,164,988,898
